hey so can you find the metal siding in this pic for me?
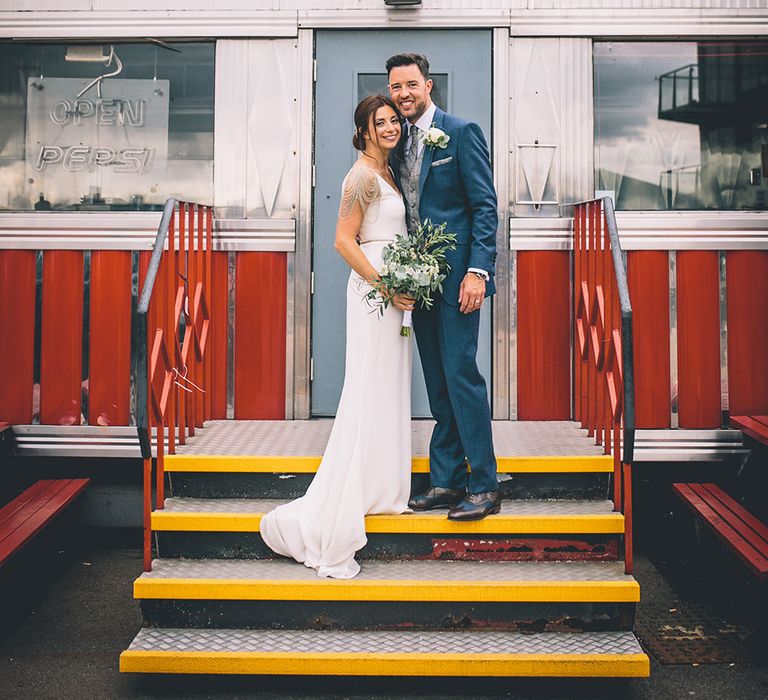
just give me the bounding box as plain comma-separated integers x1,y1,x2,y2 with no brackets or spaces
516,251,571,420
676,251,722,428
40,250,84,425
627,251,671,429
234,252,286,419
88,251,132,426
0,251,36,424
726,251,768,416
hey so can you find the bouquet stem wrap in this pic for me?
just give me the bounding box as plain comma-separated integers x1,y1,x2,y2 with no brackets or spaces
401,310,413,337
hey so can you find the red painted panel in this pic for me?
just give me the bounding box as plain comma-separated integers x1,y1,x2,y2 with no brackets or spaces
88,252,132,426
210,252,229,419
676,251,721,428
40,251,84,425
0,251,36,423
627,251,670,428
517,251,570,420
727,251,768,415
235,252,286,419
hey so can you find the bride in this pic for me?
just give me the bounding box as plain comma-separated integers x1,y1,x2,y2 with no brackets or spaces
260,95,415,579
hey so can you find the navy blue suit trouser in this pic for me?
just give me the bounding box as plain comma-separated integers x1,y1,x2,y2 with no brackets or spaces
413,302,498,494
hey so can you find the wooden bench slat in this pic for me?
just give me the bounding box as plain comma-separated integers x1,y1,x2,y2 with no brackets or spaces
0,480,57,528
673,483,768,580
691,484,768,559
0,480,74,547
698,483,768,546
0,479,89,566
730,415,768,445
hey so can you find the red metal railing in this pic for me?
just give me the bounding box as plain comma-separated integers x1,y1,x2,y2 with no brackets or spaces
136,199,213,571
573,197,636,574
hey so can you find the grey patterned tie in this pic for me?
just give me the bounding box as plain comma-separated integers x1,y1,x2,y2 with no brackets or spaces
406,125,420,173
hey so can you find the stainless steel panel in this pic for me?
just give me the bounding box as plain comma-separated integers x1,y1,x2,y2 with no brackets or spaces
510,250,518,420
509,8,768,38
509,213,768,251
1,10,298,39
719,250,729,426
214,41,249,219
669,251,678,429
492,27,511,420
285,252,295,419
292,28,314,419
0,213,296,251
244,40,300,220
226,251,236,420
509,39,592,218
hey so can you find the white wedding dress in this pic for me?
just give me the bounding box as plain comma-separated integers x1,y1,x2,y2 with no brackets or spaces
260,165,412,579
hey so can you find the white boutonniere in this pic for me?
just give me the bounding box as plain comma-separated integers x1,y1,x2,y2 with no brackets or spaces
421,124,450,150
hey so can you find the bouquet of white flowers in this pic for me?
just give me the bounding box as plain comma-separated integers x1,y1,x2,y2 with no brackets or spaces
366,219,457,337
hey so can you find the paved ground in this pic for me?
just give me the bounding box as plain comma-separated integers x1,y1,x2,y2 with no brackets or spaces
1,528,768,700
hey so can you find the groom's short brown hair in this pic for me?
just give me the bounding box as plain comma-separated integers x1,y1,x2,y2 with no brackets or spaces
385,53,430,81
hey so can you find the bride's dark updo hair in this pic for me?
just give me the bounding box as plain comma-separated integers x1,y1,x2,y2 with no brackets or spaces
352,94,402,152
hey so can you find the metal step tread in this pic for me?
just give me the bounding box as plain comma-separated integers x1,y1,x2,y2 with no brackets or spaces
135,559,639,602
173,420,606,457
152,498,624,534
120,628,649,677
165,454,613,474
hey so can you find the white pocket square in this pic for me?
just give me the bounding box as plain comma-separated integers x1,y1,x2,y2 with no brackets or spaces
431,156,453,168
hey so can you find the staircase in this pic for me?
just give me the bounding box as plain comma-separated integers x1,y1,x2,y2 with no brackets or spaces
120,420,649,678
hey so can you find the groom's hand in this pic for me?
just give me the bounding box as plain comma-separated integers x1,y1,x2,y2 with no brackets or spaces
459,273,485,314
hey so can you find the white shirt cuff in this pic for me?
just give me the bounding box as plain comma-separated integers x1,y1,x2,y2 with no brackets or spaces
467,267,489,281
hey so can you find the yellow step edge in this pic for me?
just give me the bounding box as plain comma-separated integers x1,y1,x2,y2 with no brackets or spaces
134,578,640,603
150,511,625,535
163,455,613,474
119,650,650,677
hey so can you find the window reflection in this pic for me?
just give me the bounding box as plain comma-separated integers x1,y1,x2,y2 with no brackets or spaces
594,41,768,210
0,42,214,211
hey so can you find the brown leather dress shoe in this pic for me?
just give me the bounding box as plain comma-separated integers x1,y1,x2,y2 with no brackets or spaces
408,486,466,511
447,491,502,521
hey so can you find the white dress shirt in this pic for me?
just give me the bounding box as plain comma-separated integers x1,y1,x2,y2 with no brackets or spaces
407,101,489,282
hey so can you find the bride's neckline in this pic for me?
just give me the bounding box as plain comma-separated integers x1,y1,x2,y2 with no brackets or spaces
354,163,400,196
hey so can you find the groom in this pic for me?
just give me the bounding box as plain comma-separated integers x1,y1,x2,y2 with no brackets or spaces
386,53,500,521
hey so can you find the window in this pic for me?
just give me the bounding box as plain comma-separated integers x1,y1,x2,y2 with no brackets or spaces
594,41,768,211
0,42,214,211
357,73,449,112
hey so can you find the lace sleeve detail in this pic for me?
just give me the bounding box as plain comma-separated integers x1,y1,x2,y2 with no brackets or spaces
338,166,381,220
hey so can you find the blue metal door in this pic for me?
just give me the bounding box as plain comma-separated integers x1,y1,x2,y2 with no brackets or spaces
312,30,493,416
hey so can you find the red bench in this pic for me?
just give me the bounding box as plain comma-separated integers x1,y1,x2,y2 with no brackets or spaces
673,482,768,581
730,415,768,447
0,479,90,568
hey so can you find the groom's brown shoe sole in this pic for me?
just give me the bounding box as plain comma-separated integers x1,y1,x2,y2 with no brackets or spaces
408,486,465,511
447,491,502,521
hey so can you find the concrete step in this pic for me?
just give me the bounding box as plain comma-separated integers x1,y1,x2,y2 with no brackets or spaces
153,498,624,562
120,627,650,677
136,558,638,632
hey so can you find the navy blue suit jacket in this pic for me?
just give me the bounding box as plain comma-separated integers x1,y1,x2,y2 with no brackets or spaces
394,107,498,306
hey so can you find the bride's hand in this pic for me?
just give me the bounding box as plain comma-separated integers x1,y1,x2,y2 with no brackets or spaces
392,293,416,311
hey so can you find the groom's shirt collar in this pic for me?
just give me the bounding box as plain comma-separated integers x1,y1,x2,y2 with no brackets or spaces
407,102,438,155
412,101,437,135
408,102,437,141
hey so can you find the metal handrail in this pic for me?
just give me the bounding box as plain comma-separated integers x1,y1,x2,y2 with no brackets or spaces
603,196,635,465
136,197,177,460
573,196,635,573
134,197,213,571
